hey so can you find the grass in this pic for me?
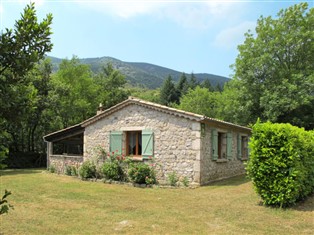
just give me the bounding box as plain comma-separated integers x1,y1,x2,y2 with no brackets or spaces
0,169,313,234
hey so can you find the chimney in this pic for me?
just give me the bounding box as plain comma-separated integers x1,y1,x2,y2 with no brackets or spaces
97,103,104,115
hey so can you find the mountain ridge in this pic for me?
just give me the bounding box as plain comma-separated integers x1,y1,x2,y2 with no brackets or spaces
48,56,230,89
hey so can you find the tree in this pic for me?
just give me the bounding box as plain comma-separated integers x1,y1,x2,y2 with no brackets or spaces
51,57,99,128
176,72,189,98
160,75,179,106
200,78,214,92
0,3,53,157
96,63,129,109
232,3,314,129
0,2,53,215
189,72,198,90
0,3,53,77
176,86,220,117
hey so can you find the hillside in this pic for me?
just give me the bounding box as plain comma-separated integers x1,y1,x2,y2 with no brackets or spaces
48,56,230,89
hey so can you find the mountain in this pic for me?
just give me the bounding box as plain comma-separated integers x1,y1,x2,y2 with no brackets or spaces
48,56,230,89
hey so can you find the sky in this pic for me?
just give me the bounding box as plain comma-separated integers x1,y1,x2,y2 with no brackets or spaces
0,0,312,78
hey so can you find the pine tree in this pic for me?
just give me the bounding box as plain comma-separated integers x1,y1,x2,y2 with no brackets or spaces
160,75,179,106
176,72,189,98
200,79,213,92
189,72,198,90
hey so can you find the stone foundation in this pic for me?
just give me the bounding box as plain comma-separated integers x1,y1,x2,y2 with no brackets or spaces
49,155,83,174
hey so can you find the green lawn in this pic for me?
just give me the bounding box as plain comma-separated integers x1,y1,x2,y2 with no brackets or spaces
0,169,313,234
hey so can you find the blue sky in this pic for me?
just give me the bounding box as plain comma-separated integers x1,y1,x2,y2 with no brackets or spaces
0,0,312,78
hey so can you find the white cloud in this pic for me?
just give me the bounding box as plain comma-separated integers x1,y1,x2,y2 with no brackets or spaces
77,0,247,29
214,21,256,50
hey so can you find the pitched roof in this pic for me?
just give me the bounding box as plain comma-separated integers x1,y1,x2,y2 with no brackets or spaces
81,97,251,132
44,96,251,141
43,124,84,142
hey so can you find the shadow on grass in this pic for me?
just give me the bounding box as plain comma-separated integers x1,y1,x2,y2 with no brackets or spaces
0,168,45,176
205,174,251,187
291,194,314,212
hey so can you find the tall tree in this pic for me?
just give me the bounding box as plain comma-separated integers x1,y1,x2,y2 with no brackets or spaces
189,72,198,90
96,63,129,109
160,75,179,106
0,2,53,214
200,78,214,92
176,86,220,117
231,3,314,129
51,57,99,128
0,3,53,153
176,72,189,98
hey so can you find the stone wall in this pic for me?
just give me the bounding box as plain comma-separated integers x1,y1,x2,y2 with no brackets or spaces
200,123,248,185
84,104,201,184
49,155,83,174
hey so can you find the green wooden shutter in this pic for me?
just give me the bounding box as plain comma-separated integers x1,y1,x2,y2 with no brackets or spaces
211,129,218,160
110,131,123,154
227,132,233,160
237,134,242,159
142,130,153,159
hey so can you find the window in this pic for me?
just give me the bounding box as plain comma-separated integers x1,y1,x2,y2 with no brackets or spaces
52,134,83,156
212,129,232,160
126,131,142,156
109,130,153,159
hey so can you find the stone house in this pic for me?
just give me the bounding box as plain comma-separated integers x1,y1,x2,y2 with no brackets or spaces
44,97,251,185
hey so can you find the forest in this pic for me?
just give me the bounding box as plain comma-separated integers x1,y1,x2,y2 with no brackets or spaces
0,3,313,168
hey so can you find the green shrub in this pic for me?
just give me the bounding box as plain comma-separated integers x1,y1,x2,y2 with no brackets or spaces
65,165,72,176
181,176,189,187
102,161,124,181
71,166,78,176
246,121,314,207
48,164,56,173
64,165,78,176
101,152,128,181
78,161,97,179
128,162,156,185
0,190,13,215
168,172,179,186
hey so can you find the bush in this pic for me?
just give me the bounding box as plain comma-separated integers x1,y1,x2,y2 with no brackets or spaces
101,152,128,181
128,162,156,185
102,161,124,181
168,172,179,186
246,121,314,207
181,176,189,187
65,165,78,176
48,164,56,173
78,161,97,179
71,166,78,176
65,165,72,176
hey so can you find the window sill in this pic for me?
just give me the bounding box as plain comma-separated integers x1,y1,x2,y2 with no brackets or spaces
130,156,144,162
241,158,249,161
216,159,228,163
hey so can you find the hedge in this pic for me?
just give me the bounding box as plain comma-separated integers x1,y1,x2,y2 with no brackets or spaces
246,121,314,207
